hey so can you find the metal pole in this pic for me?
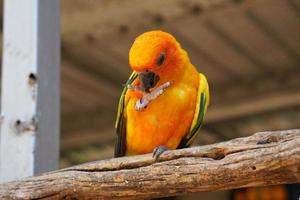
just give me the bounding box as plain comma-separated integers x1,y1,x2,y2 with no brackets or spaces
0,0,60,182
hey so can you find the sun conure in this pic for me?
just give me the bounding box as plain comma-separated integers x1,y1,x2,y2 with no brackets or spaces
115,30,209,157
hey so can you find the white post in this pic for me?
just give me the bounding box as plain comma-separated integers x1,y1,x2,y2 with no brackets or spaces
0,0,60,182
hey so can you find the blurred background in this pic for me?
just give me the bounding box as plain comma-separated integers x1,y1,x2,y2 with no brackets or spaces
58,0,300,199
60,0,300,166
2,0,299,199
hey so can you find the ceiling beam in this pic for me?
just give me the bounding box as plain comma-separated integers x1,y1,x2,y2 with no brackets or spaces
61,128,115,151
61,42,129,87
214,66,300,104
206,88,300,123
247,10,300,61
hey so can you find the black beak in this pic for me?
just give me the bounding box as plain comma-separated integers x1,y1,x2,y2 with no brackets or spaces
138,71,160,93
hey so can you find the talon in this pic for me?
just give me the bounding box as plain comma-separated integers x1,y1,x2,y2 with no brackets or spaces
152,145,168,161
125,84,145,94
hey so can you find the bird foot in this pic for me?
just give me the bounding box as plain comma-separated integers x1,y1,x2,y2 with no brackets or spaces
135,81,173,111
152,145,169,161
125,84,145,94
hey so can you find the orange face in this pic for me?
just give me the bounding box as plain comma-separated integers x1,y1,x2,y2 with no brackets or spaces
129,30,183,92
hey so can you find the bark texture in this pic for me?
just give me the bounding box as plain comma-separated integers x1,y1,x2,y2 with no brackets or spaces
0,129,299,199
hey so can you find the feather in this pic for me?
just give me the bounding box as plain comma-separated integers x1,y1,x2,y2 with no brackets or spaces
178,73,210,148
114,72,138,157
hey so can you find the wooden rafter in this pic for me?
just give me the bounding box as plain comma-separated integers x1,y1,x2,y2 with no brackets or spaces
206,88,300,123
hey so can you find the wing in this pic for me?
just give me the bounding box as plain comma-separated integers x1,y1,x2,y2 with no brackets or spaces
114,72,138,157
178,73,210,148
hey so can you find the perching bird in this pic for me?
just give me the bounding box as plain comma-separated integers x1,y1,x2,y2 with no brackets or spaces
115,30,209,158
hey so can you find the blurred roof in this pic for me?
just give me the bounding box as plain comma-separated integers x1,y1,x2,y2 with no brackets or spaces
60,0,300,166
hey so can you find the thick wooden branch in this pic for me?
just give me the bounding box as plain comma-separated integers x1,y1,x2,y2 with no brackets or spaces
0,129,299,199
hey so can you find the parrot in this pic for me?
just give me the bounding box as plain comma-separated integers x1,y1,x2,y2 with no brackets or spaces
114,30,209,158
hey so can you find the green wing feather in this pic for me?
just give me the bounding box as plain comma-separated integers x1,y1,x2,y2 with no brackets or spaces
114,72,138,157
178,73,209,148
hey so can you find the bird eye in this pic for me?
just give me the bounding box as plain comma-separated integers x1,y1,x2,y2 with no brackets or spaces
156,52,166,67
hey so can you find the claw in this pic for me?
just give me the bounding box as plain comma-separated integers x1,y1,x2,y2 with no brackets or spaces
152,145,168,161
125,84,145,93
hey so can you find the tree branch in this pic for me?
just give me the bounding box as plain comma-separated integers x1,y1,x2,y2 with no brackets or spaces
0,129,299,199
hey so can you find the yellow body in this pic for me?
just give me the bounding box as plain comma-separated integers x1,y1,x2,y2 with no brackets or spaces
115,31,209,156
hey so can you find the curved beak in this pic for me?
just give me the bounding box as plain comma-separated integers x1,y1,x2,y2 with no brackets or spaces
138,71,160,93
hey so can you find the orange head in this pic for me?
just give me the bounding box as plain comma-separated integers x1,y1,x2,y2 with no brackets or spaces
129,30,186,92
